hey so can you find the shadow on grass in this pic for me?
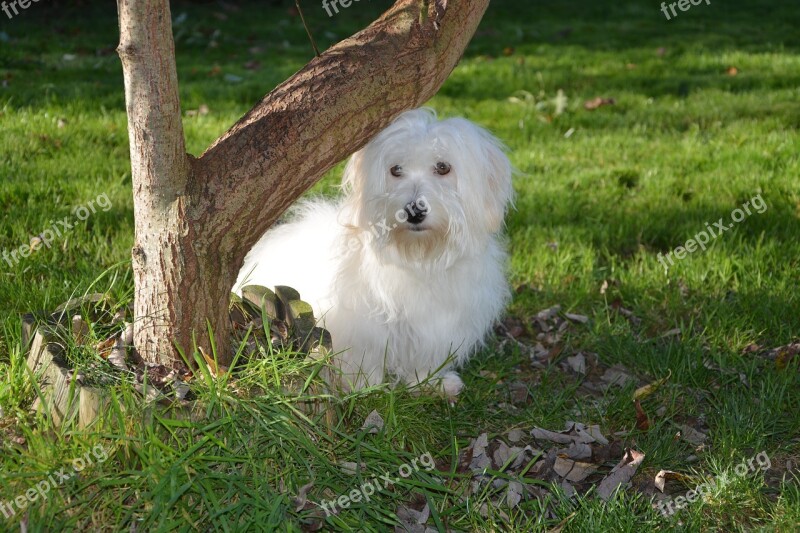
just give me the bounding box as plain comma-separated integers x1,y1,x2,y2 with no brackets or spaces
2,0,799,108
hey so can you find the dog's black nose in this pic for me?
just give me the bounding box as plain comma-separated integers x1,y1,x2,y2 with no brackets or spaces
404,202,426,224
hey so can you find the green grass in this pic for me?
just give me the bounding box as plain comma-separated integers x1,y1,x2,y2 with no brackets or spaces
1,0,799,530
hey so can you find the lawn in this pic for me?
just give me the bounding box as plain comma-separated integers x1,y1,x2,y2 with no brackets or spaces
1,0,799,531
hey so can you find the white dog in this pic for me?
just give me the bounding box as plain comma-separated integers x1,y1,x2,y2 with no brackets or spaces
236,108,513,397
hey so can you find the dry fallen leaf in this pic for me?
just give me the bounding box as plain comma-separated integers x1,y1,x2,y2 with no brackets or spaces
584,97,616,110
634,370,672,400
509,382,529,404
95,335,116,359
536,305,562,320
654,469,691,492
763,342,800,370
200,347,228,377
508,428,525,443
565,313,589,324
634,399,650,431
570,422,609,445
531,427,575,445
601,365,636,388
554,456,598,482
292,481,314,512
107,322,133,370
506,480,523,507
174,381,190,401
107,336,128,370
678,424,707,446
726,66,738,76
566,353,586,374
339,462,366,476
596,448,645,501
71,315,89,345
492,441,511,466
613,303,642,326
661,328,681,338
122,321,134,345
396,502,432,530
531,422,609,446
500,317,525,339
469,433,492,471
561,442,592,460
742,343,760,353
361,409,384,434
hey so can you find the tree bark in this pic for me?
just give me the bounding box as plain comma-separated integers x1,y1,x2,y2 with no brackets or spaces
117,0,490,368
117,0,194,367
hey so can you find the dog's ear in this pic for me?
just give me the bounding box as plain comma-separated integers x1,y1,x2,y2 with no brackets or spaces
453,122,514,235
478,134,514,233
340,150,366,228
444,118,514,235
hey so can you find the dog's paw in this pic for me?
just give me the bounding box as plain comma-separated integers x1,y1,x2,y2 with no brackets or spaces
441,371,464,399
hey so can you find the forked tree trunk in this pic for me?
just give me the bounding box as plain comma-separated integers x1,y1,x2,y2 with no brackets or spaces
116,0,491,368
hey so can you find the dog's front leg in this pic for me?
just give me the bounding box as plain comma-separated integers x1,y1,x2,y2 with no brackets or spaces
407,370,464,400
439,371,465,399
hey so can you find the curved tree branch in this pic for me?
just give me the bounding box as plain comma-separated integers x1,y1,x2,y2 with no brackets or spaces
193,0,490,265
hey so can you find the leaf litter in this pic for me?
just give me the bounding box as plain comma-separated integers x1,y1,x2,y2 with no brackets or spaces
311,297,792,529
419,302,728,526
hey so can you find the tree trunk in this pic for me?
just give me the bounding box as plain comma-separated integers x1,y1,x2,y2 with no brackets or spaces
117,0,490,368
117,0,195,367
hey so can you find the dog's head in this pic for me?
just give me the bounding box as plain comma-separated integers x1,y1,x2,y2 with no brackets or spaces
341,108,513,266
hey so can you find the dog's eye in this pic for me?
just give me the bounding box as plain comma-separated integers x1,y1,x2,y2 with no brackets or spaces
435,162,451,175
390,165,403,177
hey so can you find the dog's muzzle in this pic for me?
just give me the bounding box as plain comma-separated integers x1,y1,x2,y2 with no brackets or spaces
403,198,428,225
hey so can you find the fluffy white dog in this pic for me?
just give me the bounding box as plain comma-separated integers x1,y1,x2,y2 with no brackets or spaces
236,108,513,397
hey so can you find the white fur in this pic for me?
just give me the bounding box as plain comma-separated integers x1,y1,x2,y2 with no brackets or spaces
236,108,513,395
